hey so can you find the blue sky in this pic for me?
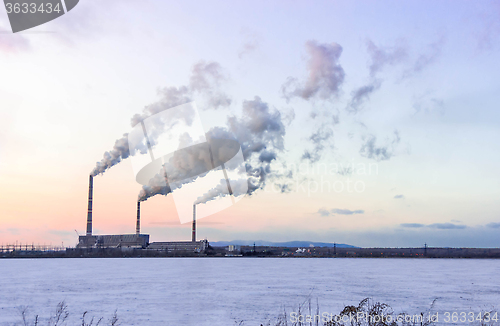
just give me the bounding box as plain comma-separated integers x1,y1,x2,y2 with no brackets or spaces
0,0,499,247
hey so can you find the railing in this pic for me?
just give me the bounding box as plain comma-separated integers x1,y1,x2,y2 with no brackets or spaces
0,243,66,253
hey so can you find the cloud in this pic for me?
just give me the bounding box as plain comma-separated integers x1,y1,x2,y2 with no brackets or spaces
301,124,334,163
282,40,345,101
346,40,407,113
400,223,425,228
401,222,467,230
0,27,30,53
318,208,331,217
411,36,445,74
428,223,467,230
318,208,364,216
394,194,405,199
346,81,381,113
359,130,401,161
332,208,364,215
366,39,408,77
282,40,344,163
189,61,232,109
486,222,500,229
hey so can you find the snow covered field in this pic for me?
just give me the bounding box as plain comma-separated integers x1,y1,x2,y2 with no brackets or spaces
0,258,498,325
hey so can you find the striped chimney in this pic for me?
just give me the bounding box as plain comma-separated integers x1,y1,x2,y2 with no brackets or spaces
136,201,141,235
86,175,93,236
192,204,196,242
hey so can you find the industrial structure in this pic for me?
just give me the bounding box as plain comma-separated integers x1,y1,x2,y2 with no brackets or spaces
192,204,196,242
77,175,209,253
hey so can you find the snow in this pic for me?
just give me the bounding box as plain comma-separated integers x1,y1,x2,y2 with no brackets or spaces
0,258,498,325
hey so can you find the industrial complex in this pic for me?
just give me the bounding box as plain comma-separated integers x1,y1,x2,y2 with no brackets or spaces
2,175,499,259
76,175,209,254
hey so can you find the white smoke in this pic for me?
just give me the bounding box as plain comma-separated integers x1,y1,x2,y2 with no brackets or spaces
282,40,345,101
194,178,248,205
137,96,290,203
91,61,230,177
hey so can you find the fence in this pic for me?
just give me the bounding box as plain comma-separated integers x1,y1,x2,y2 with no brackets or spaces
0,243,66,253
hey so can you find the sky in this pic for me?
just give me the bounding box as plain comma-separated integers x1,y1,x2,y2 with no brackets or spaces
0,0,499,248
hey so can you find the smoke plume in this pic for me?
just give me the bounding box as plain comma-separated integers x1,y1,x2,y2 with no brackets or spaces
91,61,230,177
282,40,345,101
346,40,407,113
137,96,289,203
359,130,401,161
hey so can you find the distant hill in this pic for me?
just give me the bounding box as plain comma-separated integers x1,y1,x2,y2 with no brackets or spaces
209,240,358,248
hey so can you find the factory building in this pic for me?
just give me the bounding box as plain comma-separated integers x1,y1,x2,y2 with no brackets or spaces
148,240,209,253
77,175,209,253
77,234,150,249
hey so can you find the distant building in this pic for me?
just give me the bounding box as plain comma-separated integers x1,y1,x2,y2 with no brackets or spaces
77,234,149,249
147,240,209,253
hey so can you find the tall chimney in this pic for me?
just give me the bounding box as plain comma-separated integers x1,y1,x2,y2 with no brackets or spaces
192,204,196,242
86,175,93,236
136,201,141,235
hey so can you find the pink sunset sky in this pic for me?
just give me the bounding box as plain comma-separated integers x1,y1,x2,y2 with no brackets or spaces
1,0,500,247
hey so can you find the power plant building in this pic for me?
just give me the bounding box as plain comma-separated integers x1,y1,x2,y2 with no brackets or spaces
77,234,150,249
78,175,209,253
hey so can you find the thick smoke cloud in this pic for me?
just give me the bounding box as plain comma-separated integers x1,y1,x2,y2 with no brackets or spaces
90,135,137,176
91,61,230,177
137,96,288,203
137,149,214,203
194,178,248,205
199,97,288,203
359,130,400,161
282,40,345,101
137,168,172,202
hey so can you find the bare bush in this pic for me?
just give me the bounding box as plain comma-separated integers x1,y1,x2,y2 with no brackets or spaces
16,302,118,326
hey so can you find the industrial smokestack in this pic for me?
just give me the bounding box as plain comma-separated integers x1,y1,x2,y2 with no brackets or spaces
86,175,93,236
136,201,141,235
192,204,196,242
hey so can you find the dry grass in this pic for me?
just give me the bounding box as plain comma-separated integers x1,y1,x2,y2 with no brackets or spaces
258,298,497,326
16,302,118,326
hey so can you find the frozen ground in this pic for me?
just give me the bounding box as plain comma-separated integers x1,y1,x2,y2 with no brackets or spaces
0,258,498,325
